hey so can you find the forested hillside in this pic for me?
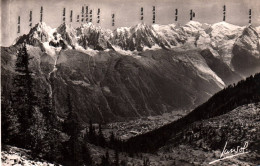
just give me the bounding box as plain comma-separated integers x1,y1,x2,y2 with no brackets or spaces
124,73,260,153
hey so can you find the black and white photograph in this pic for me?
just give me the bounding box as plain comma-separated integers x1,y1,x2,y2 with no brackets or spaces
1,0,260,165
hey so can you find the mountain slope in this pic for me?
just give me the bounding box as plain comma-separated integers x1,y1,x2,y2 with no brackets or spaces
156,103,260,166
165,102,260,152
44,48,225,122
125,73,260,153
1,44,228,123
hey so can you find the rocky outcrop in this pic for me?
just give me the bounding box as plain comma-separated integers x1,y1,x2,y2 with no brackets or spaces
111,23,170,51
1,145,60,166
76,23,113,50
231,26,260,77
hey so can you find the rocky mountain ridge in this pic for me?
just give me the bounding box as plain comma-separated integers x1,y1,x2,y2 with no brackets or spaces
15,22,259,52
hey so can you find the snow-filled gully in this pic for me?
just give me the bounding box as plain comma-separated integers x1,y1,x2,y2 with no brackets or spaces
48,54,59,98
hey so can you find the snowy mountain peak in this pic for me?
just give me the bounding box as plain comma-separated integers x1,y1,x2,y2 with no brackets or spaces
57,23,77,47
210,22,244,40
212,22,243,31
186,21,202,27
80,22,104,32
33,22,51,31
256,26,260,34
130,23,154,35
182,21,206,34
115,26,131,34
151,23,177,31
81,22,97,29
234,25,260,54
133,22,148,29
57,23,74,31
28,22,57,43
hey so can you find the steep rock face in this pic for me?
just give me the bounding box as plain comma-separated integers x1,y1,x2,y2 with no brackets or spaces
151,23,181,46
16,22,66,56
111,23,170,51
231,26,260,77
17,22,54,45
77,23,113,50
57,23,78,47
200,49,242,85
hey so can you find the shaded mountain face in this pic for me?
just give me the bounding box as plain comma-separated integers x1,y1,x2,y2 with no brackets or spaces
200,49,241,85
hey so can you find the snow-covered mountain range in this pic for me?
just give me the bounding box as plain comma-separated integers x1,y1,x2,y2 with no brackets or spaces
15,22,257,50
15,21,260,68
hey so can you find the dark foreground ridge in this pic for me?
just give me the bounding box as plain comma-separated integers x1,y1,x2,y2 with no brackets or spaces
124,73,260,153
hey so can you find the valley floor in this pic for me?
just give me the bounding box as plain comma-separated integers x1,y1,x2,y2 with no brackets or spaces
102,109,190,140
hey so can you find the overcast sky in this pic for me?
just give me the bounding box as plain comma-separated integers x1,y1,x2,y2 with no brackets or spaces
1,0,260,46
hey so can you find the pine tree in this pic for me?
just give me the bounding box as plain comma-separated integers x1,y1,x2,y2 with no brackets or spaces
28,106,47,156
100,151,110,166
41,90,62,162
109,131,115,148
104,151,110,166
1,94,20,144
11,44,38,148
143,157,150,166
98,123,106,147
114,149,119,166
41,90,56,130
89,119,94,136
81,143,93,166
63,92,84,165
88,119,97,144
100,155,107,166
